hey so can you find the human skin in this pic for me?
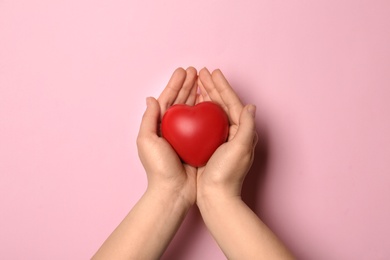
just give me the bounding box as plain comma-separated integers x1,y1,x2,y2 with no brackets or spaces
92,67,198,260
92,67,294,260
196,68,295,260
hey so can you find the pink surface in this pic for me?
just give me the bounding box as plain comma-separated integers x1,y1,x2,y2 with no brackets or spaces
1,0,390,259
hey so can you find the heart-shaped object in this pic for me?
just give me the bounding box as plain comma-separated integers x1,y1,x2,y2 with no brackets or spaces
161,101,229,167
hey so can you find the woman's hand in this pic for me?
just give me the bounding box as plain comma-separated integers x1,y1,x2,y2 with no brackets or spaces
93,67,200,260
137,67,199,206
196,68,258,201
195,68,294,259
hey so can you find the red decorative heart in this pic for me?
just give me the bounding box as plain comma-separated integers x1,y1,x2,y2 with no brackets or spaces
161,101,229,167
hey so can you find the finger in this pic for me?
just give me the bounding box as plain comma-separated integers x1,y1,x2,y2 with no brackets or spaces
185,78,198,106
174,67,197,105
196,93,204,104
158,68,186,114
138,97,161,138
198,67,225,106
211,69,243,125
197,77,212,102
253,131,259,147
233,104,257,148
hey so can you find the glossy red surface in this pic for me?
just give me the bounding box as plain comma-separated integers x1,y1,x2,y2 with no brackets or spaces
161,102,229,167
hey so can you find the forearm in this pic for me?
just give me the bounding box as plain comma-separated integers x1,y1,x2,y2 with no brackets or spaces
198,194,294,260
92,188,192,260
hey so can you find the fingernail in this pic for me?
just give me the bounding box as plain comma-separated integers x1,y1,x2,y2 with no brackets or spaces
247,105,256,118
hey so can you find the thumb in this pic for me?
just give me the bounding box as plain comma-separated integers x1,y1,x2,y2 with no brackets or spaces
233,104,257,147
138,97,161,137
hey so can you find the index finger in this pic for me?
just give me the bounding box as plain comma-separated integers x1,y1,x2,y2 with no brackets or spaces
211,69,243,125
157,68,186,115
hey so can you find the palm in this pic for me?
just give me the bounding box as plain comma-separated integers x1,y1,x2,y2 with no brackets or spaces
155,67,199,202
194,68,256,199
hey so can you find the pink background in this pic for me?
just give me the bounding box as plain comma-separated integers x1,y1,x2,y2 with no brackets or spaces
1,0,390,259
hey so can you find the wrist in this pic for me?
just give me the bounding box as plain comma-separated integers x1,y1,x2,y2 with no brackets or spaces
197,176,243,206
197,186,242,211
145,185,194,212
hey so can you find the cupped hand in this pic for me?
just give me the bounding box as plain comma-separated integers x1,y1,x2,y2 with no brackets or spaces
137,67,198,206
196,68,258,201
